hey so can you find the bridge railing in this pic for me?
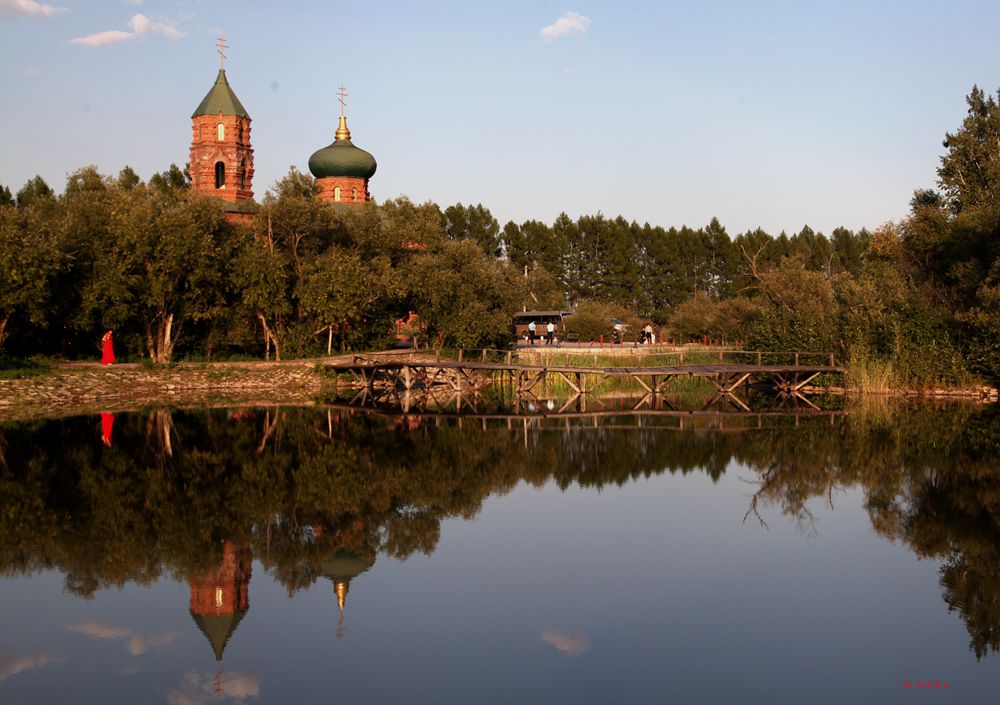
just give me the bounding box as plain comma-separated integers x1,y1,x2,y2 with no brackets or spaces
351,348,837,368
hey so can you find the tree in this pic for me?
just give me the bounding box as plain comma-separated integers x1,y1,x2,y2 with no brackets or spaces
443,203,501,258
117,166,142,191
15,175,53,208
297,249,398,353
82,190,232,363
0,184,13,207
404,239,518,348
149,164,190,195
0,203,63,349
938,86,1000,214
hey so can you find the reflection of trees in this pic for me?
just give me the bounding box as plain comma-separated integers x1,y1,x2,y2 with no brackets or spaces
0,403,999,656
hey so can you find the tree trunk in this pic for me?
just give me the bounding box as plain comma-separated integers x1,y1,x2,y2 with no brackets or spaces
0,314,8,349
257,313,281,361
327,325,333,356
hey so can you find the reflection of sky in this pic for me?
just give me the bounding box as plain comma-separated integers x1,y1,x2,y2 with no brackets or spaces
167,670,261,705
0,460,995,704
69,621,181,656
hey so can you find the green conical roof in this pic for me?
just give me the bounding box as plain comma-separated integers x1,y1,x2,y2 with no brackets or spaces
192,69,250,119
191,610,247,661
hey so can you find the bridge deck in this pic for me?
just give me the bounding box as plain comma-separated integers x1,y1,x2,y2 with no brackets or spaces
326,360,843,376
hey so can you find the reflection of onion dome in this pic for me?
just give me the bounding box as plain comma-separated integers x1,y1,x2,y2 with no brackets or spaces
308,116,377,180
321,549,376,639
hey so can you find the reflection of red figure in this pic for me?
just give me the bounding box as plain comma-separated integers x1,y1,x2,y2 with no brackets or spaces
100,413,114,447
101,331,115,365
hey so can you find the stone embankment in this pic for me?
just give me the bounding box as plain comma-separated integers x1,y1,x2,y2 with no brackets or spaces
0,361,345,422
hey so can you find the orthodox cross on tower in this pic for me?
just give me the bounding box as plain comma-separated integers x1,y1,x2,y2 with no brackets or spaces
338,84,348,117
217,35,228,70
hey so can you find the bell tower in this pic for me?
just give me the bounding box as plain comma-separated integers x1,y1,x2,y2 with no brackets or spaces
189,36,254,205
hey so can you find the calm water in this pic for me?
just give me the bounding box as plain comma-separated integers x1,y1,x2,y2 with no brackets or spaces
1,401,999,704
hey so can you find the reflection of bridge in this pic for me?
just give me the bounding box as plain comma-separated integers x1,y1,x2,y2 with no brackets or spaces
327,355,844,413
327,394,846,433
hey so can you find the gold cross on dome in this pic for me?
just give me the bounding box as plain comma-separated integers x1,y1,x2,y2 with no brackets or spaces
338,84,348,116
217,35,228,69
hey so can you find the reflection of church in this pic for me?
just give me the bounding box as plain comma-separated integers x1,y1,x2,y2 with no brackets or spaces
185,531,376,682
189,37,377,223
187,541,252,695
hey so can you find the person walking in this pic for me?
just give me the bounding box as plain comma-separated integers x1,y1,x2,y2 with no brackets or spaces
644,324,654,345
100,330,115,365
528,320,536,346
546,321,555,345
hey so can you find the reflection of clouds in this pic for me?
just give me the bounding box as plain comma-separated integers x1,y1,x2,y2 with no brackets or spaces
69,621,181,655
540,626,591,656
167,670,262,705
0,653,59,682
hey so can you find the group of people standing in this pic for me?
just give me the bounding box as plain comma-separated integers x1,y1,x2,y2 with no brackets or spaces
526,320,556,346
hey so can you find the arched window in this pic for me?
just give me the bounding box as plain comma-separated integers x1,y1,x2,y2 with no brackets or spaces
215,161,225,189
217,123,225,141
334,186,341,202
352,187,358,202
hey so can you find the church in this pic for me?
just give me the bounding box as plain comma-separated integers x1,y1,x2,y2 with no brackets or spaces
188,38,377,223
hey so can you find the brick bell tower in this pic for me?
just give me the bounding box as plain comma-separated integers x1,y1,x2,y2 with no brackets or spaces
189,37,254,212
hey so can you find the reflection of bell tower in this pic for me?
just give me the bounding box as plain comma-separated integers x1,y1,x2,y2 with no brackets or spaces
188,540,252,695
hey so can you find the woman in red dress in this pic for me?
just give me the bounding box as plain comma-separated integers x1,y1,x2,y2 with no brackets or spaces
101,330,115,365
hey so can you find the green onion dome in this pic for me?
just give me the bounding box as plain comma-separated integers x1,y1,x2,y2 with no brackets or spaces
308,115,377,180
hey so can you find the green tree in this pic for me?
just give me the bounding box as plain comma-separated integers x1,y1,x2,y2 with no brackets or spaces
443,203,501,258
15,175,54,208
0,202,63,349
297,249,398,353
405,239,518,348
82,190,232,363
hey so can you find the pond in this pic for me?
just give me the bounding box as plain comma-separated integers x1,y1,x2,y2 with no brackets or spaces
0,401,998,704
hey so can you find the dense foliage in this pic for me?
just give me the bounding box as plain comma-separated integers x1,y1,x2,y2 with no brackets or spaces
1,86,998,381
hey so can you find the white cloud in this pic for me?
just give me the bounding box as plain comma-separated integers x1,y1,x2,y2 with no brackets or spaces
129,13,181,38
0,653,59,682
539,11,590,42
0,0,67,18
70,29,134,47
69,621,181,656
71,12,183,47
540,626,591,656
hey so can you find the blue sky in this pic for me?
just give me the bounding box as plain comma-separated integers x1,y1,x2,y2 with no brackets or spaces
1,0,999,235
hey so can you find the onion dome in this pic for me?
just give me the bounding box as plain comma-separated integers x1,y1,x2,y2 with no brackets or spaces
308,116,377,179
192,69,250,119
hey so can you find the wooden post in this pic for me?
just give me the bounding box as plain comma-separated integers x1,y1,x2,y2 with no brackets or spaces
458,349,464,362
505,350,512,365
757,351,762,365
481,349,487,363
794,352,799,366
828,352,835,367
718,350,723,363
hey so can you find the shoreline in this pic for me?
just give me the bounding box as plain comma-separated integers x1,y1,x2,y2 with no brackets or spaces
1,358,996,422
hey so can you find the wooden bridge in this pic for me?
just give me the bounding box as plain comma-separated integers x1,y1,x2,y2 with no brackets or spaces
325,349,844,412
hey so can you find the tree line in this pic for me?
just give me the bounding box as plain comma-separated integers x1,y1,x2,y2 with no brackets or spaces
1,86,998,382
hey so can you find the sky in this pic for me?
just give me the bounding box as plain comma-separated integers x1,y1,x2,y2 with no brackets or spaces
1,0,1000,235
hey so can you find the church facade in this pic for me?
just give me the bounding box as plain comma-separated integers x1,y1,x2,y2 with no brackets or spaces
189,43,377,222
